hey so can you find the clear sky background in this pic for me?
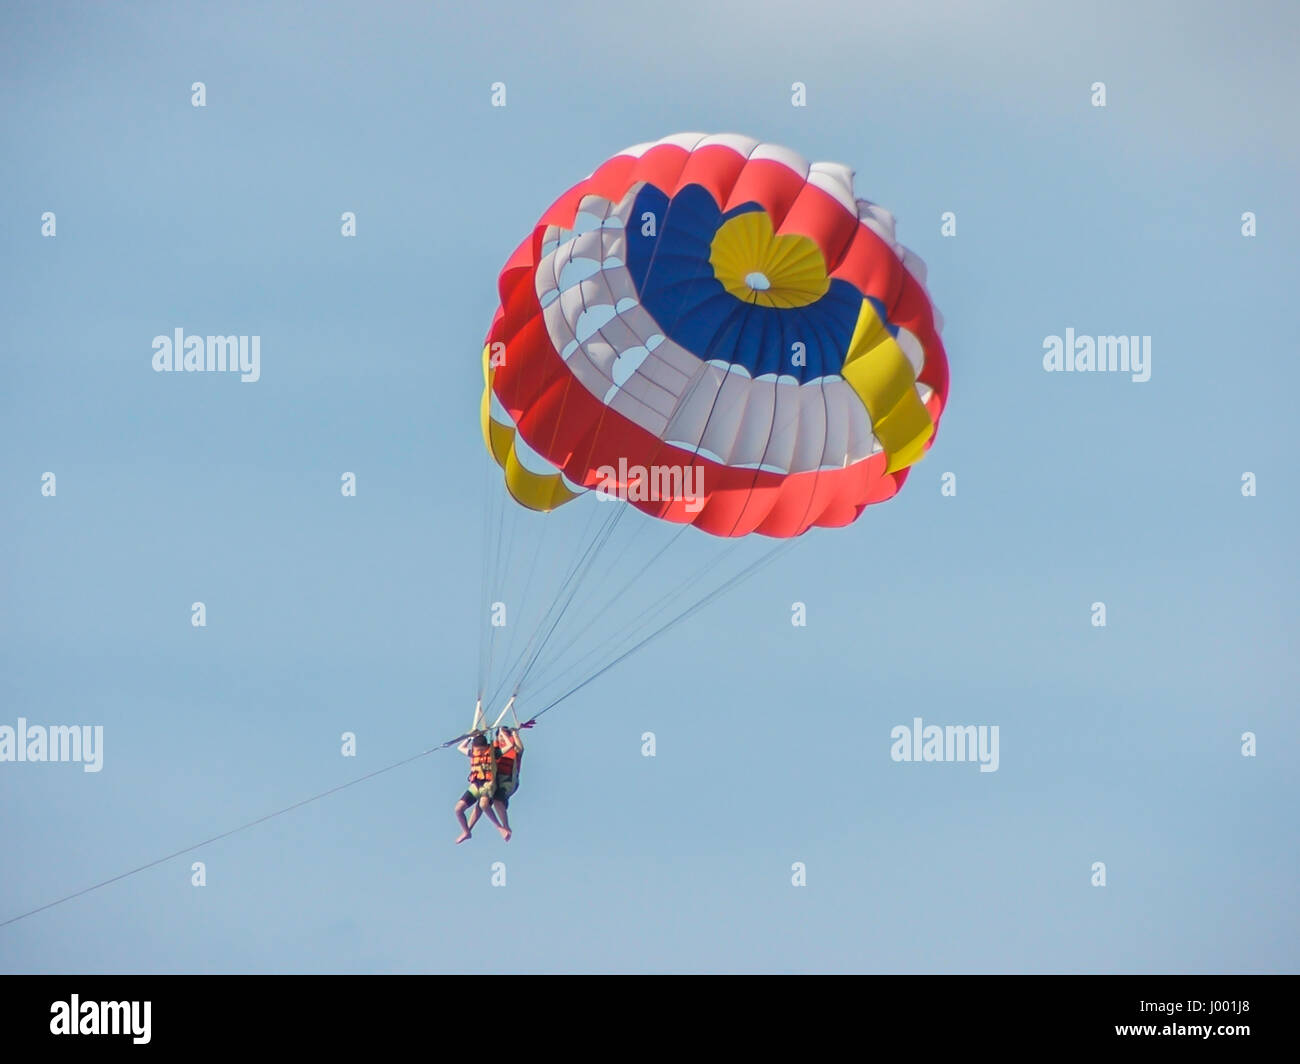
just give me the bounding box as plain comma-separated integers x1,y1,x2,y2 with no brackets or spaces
2,0,1297,973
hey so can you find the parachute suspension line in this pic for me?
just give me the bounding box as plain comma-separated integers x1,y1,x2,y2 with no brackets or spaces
520,517,686,698
484,464,562,711
483,498,591,710
475,449,502,703
524,537,797,724
526,537,796,722
484,495,622,710
524,537,741,709
508,509,632,700
520,526,715,705
507,500,627,698
480,455,517,705
478,452,491,702
486,486,555,711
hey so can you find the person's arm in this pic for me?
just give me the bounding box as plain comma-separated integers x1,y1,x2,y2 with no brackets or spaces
456,738,471,755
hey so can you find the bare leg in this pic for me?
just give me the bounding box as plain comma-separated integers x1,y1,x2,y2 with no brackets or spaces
466,801,483,831
454,799,473,844
493,799,512,841
478,795,503,829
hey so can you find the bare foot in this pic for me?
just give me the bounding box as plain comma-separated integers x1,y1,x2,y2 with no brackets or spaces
455,830,471,844
498,827,512,842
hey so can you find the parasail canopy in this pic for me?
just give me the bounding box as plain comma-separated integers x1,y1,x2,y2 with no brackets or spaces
475,133,949,720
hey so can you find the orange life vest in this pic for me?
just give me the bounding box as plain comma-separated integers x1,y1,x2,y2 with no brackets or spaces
496,749,517,780
495,735,519,780
468,744,496,783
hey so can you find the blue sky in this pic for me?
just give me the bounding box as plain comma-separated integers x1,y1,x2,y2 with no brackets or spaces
2,0,1297,972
